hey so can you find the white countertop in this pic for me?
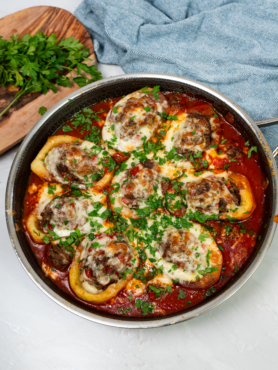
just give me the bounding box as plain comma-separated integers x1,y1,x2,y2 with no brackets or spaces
1,2,278,369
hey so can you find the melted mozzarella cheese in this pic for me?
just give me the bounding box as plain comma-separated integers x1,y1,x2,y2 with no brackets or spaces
78,234,139,294
45,141,109,185
110,154,164,220
102,89,168,152
156,113,221,179
49,192,109,238
143,214,222,286
27,184,110,242
177,170,255,219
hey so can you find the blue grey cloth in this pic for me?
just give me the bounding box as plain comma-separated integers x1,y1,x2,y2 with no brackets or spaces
75,0,278,159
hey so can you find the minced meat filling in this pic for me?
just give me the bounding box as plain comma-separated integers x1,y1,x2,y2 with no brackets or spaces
48,244,73,270
112,95,158,140
160,227,207,274
39,195,90,233
45,142,106,185
185,176,241,215
173,113,211,155
122,161,161,208
79,235,134,291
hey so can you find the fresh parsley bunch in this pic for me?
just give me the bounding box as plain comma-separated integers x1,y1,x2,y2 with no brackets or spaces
0,30,102,116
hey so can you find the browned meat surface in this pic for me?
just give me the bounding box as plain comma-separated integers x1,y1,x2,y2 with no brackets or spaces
115,95,157,139
168,93,184,114
161,229,195,269
49,244,73,270
228,180,241,206
226,145,243,159
174,113,211,155
39,194,90,232
80,235,134,289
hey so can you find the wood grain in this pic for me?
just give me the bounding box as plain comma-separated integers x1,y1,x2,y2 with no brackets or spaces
0,6,95,155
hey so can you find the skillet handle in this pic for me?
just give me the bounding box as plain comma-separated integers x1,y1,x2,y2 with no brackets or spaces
272,146,278,158
254,118,278,158
255,117,278,127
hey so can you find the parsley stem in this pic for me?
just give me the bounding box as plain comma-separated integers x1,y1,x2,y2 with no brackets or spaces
0,83,33,117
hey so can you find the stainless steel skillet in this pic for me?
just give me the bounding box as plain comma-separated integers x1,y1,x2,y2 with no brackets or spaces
5,73,278,329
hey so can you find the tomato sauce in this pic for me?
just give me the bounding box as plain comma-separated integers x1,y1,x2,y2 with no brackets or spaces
23,93,266,318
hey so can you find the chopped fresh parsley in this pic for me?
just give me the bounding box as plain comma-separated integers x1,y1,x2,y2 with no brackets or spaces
38,106,47,116
198,233,210,243
117,307,132,315
177,290,186,300
47,184,56,195
134,299,154,316
224,224,230,235
151,85,160,100
0,31,102,117
42,235,50,244
62,125,73,132
248,146,257,158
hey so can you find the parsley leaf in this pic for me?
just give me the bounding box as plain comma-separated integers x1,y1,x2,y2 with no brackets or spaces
198,232,210,243
62,125,73,132
248,146,257,158
47,184,56,195
177,290,186,300
38,106,47,115
134,299,154,316
0,31,102,117
151,85,160,99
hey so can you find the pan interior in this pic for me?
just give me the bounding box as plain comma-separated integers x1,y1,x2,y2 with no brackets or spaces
9,76,274,323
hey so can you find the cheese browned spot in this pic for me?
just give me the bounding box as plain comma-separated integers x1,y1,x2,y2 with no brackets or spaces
45,142,111,185
186,176,239,215
103,88,168,152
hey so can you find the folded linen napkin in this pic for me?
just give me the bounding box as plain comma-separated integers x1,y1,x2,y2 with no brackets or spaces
75,0,278,162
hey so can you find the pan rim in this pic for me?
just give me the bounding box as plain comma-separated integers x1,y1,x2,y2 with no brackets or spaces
5,72,278,328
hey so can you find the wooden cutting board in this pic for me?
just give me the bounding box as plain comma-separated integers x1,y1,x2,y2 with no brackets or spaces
0,6,96,155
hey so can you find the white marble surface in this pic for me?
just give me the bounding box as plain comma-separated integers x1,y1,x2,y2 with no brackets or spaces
1,2,278,369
